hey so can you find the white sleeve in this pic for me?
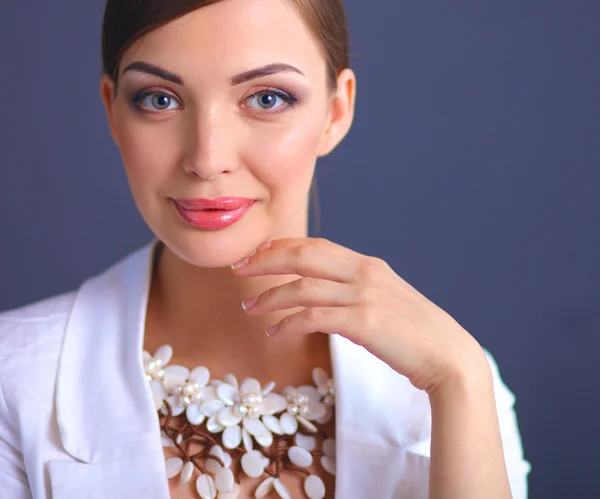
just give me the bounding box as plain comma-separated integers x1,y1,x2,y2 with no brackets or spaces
0,379,33,499
482,347,532,499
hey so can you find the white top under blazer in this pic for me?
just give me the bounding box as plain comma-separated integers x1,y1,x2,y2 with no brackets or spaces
0,239,531,498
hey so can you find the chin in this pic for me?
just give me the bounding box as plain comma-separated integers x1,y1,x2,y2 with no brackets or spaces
153,224,265,270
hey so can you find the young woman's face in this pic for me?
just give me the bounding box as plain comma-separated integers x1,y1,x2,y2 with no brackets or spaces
100,0,354,268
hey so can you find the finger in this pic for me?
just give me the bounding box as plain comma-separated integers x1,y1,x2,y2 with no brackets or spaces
266,305,368,346
233,239,368,283
243,277,357,315
257,237,369,262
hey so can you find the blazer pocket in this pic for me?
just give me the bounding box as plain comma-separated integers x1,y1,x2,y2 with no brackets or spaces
48,453,169,499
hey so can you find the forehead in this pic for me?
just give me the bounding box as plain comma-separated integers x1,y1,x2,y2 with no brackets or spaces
120,0,326,83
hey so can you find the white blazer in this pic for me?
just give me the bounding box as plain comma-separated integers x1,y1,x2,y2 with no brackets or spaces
0,239,531,498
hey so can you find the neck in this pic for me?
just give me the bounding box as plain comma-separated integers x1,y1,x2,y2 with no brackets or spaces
144,237,330,383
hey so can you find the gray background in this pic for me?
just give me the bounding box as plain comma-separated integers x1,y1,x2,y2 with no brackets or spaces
1,1,598,497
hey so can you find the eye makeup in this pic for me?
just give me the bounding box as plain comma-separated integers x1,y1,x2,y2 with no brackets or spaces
129,86,300,115
130,89,182,112
244,87,298,111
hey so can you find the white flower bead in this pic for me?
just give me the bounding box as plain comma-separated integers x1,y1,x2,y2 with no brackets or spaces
255,477,275,498
180,461,194,485
154,345,173,366
215,467,235,492
320,455,336,475
295,433,317,451
165,457,183,478
241,450,266,478
288,446,313,467
273,478,291,499
196,474,217,499
222,425,242,449
304,474,326,499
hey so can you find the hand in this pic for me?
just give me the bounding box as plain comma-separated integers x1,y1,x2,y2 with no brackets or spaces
231,237,488,394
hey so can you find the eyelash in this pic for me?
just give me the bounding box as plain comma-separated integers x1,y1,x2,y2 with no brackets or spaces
131,87,298,114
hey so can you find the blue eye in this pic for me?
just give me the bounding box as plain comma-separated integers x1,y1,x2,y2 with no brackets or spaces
130,88,297,114
132,91,181,112
246,89,297,112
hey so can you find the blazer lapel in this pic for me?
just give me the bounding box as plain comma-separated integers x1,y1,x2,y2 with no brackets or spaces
51,239,169,499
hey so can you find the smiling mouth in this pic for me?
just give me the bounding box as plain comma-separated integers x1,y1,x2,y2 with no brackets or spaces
173,199,258,230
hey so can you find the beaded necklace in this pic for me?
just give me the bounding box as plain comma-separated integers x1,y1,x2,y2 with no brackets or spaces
144,345,336,499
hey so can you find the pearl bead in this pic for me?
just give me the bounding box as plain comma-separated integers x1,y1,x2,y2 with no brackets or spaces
242,393,261,406
234,404,248,416
183,384,197,397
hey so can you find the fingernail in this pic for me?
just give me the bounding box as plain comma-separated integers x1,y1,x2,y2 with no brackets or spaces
242,296,258,310
266,324,279,337
256,241,272,252
231,257,250,269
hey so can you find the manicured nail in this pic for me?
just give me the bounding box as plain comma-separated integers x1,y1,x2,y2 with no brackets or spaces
266,324,279,337
231,257,250,269
256,241,272,252
242,296,258,310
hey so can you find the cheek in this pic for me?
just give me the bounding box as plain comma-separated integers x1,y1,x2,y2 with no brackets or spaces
113,110,177,192
250,122,324,192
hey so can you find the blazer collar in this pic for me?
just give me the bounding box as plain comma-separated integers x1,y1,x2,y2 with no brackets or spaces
54,239,430,497
55,239,163,464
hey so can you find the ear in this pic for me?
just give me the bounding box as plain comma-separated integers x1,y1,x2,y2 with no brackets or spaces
99,74,120,147
317,68,357,157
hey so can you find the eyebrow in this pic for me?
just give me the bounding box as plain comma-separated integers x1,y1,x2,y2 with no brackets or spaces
121,61,305,86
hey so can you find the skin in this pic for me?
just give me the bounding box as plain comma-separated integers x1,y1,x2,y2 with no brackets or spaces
100,0,512,497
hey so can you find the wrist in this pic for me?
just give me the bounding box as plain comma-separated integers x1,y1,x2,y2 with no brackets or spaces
429,348,493,401
426,348,512,499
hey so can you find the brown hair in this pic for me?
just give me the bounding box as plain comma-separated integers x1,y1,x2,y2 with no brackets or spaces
101,0,352,236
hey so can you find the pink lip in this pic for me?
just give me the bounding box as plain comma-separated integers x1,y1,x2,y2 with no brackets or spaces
174,197,256,210
172,197,257,230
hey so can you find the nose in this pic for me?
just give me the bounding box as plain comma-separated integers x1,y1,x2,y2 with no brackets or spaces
180,107,239,180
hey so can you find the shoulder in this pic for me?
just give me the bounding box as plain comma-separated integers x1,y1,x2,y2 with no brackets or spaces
0,290,75,363
0,290,76,417
0,289,75,322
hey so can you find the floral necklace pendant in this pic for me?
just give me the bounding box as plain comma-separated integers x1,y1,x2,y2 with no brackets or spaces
143,345,336,499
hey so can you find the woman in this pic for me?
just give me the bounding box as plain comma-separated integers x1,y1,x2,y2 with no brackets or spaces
0,0,531,498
